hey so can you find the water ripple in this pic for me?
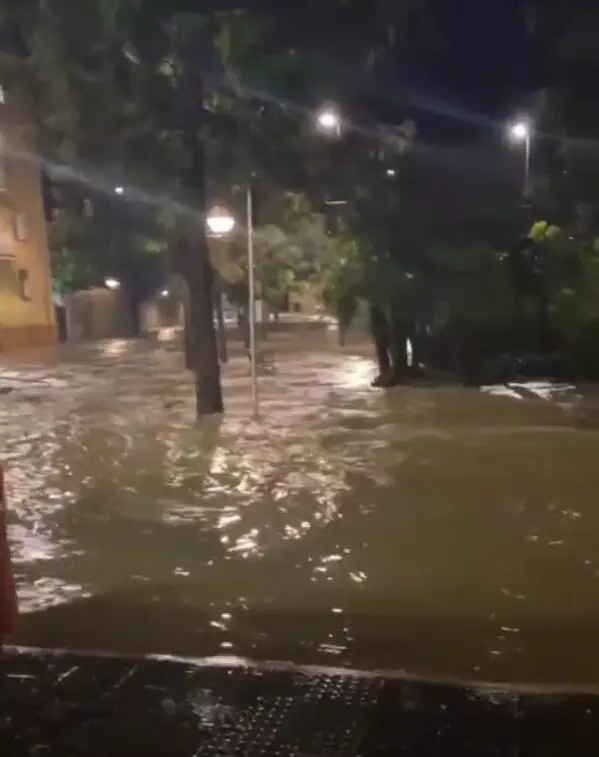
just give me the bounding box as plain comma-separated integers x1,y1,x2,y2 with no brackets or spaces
2,342,599,684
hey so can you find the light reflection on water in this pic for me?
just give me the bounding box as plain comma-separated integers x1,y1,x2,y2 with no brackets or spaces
2,343,599,684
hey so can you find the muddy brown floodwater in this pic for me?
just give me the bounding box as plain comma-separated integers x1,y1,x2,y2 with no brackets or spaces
3,338,599,686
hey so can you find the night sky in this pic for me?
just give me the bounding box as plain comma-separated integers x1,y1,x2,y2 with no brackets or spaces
407,0,539,142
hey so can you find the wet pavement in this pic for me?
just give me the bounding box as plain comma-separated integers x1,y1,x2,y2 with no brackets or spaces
2,338,599,686
3,647,599,756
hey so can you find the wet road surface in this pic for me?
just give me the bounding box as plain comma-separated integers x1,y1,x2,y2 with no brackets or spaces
3,339,599,686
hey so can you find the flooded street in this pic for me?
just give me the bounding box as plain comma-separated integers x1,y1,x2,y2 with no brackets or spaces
3,338,599,685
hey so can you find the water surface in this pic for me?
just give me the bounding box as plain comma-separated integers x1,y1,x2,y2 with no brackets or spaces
3,340,599,685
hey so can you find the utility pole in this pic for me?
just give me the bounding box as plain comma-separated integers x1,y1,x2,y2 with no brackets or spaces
523,129,532,200
247,179,259,417
179,28,223,416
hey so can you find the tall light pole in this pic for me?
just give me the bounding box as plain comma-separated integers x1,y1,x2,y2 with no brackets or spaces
206,206,235,366
202,104,343,419
509,121,532,198
246,180,258,419
206,198,259,419
315,104,348,231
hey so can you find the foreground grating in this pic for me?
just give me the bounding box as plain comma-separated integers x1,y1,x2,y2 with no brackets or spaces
2,649,599,755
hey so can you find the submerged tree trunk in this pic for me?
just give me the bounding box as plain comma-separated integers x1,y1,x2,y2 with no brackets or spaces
179,37,223,416
369,304,392,382
183,257,223,415
183,303,193,370
369,303,415,386
389,309,410,380
337,293,358,347
213,280,228,364
456,324,484,386
406,321,427,376
238,304,250,351
124,287,141,338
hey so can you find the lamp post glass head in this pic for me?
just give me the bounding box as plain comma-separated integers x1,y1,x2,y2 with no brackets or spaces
114,186,124,195
510,122,530,141
105,277,120,290
206,207,235,236
316,107,341,134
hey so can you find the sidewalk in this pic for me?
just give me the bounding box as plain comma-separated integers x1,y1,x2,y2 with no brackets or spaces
2,647,599,756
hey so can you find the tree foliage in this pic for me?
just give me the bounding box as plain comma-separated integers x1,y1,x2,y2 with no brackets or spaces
6,0,599,383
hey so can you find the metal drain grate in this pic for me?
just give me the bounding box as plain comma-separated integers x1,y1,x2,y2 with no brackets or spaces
2,648,599,756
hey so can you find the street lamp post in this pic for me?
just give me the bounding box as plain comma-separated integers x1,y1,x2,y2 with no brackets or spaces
509,121,532,198
202,103,344,419
206,197,259,419
206,207,233,367
246,180,258,419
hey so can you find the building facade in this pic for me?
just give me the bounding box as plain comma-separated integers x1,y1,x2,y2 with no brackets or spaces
0,79,56,350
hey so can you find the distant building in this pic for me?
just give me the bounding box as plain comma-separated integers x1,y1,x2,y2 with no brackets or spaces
0,68,56,350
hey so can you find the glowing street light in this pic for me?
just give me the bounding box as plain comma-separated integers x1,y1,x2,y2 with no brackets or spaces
315,106,342,136
114,186,124,196
508,119,532,197
510,122,529,141
105,277,120,290
206,206,235,236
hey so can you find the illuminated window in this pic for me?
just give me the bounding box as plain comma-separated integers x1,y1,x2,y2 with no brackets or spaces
17,269,31,300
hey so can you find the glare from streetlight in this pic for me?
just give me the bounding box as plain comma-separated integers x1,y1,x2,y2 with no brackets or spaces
316,106,341,135
386,168,396,177
510,122,530,141
161,289,169,298
105,277,120,290
114,186,124,195
206,206,235,236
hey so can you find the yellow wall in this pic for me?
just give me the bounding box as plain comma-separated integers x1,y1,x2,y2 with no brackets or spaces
0,79,56,350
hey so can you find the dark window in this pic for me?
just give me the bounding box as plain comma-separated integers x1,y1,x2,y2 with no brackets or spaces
13,214,27,241
17,269,30,300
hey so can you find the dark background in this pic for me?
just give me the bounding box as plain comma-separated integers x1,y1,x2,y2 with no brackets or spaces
402,0,539,142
